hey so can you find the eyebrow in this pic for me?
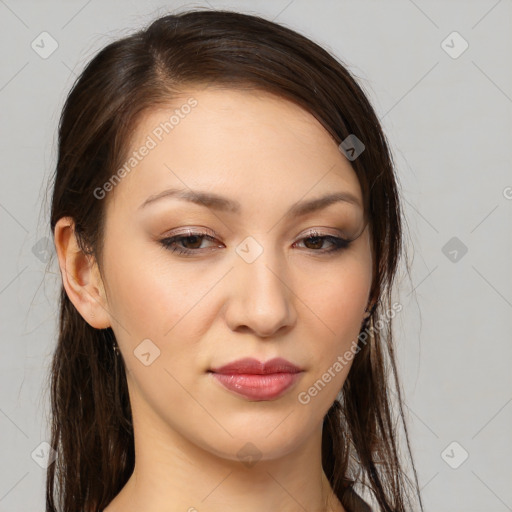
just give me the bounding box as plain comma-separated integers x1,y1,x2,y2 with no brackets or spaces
138,187,362,217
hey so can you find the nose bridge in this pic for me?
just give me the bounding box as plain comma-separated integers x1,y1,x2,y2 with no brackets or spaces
227,235,295,336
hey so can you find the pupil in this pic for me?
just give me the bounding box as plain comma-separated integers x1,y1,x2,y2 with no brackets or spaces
306,236,322,249
185,235,202,248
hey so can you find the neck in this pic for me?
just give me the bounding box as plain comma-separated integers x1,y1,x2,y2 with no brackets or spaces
105,407,345,512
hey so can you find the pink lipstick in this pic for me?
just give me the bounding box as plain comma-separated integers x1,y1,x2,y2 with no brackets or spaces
209,357,303,401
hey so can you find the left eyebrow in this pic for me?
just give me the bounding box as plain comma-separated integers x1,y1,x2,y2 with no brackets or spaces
138,188,362,216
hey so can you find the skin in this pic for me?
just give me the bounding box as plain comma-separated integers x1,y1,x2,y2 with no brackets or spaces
54,87,374,512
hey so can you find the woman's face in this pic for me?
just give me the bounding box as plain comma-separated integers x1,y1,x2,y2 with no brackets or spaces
98,87,373,462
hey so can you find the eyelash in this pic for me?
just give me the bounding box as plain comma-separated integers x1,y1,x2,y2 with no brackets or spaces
159,230,351,256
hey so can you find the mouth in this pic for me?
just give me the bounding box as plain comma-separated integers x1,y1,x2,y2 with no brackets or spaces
208,357,303,401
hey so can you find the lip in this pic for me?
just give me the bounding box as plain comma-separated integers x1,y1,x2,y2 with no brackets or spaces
209,357,303,401
210,357,302,375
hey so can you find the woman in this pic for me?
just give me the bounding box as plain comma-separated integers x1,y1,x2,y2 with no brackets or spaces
47,9,423,512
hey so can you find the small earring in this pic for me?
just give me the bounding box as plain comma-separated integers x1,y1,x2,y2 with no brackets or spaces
365,301,378,316
362,302,377,324
112,341,120,356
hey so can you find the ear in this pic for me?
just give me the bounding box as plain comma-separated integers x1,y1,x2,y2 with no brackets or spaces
53,217,111,329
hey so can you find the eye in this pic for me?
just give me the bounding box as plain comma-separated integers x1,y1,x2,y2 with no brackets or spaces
159,230,222,255
293,230,351,253
159,229,351,256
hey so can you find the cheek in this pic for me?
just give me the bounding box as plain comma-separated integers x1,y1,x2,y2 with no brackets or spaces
107,271,192,344
297,252,372,387
100,245,166,350
303,259,371,334
102,247,220,375
101,229,184,326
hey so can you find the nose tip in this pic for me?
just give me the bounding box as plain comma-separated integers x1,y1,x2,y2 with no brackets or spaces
224,254,296,338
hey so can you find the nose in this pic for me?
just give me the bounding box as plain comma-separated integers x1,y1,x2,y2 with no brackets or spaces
223,244,297,338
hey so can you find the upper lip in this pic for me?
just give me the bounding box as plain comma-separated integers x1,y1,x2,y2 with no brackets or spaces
210,357,302,375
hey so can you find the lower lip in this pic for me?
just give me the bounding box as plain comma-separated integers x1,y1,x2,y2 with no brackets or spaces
211,372,302,401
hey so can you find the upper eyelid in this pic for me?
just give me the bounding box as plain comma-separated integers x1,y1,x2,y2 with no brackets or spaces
161,228,348,241
160,232,349,254
160,230,351,251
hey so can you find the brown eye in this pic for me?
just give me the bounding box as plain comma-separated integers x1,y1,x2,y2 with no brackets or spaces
159,230,351,257
160,232,221,255
295,231,351,253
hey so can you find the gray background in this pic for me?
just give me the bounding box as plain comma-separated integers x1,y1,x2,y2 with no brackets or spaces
1,1,511,511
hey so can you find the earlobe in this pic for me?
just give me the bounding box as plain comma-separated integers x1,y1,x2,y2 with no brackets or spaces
53,217,111,329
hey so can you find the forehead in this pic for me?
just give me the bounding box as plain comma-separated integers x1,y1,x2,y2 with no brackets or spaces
132,86,336,154
107,86,363,215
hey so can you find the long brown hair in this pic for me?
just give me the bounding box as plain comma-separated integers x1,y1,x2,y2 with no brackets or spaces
46,8,423,512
